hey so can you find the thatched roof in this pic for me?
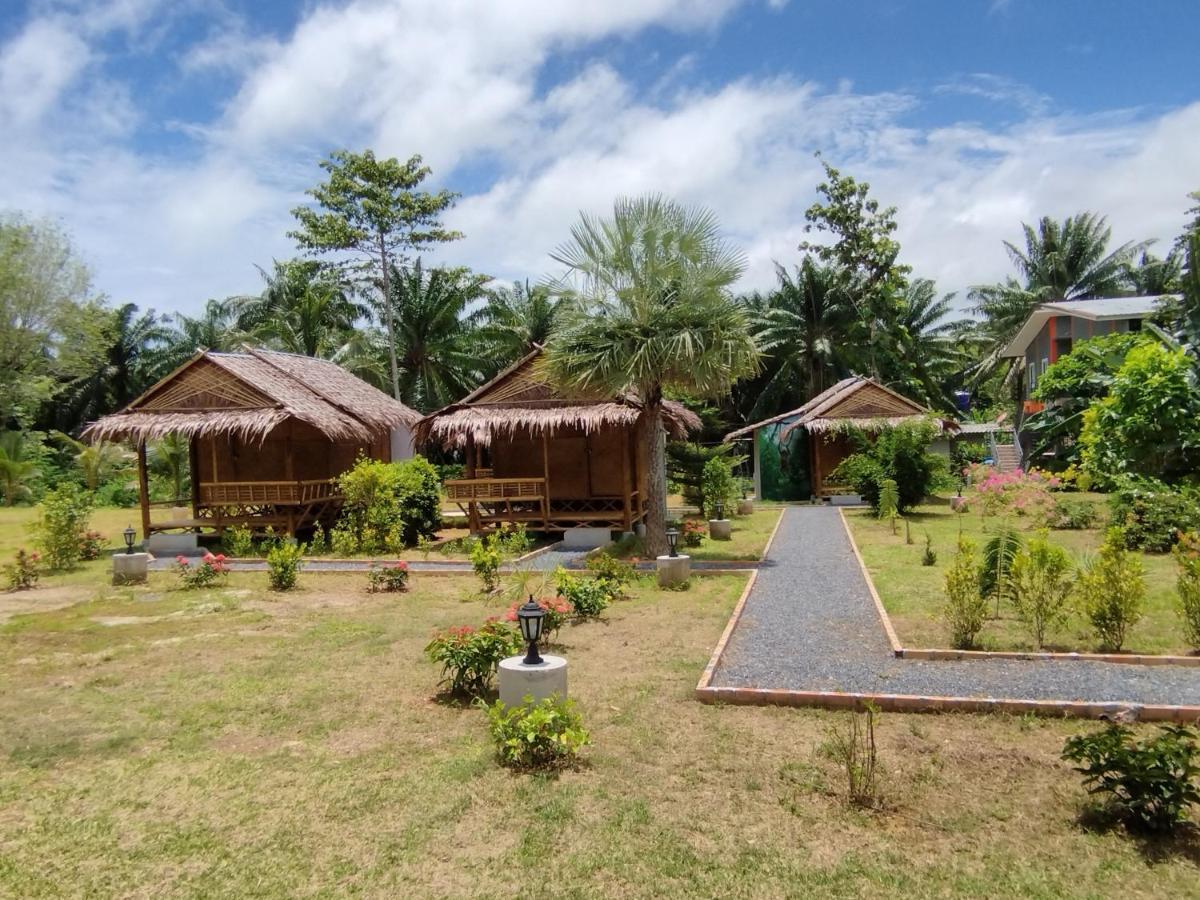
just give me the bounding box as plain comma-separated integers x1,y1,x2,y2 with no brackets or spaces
724,377,954,442
84,348,420,443
416,347,700,449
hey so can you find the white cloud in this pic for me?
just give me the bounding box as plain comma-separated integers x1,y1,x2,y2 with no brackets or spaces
0,0,1196,322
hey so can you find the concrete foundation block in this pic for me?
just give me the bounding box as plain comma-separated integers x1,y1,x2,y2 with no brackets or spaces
829,494,863,507
112,552,151,585
561,527,612,550
147,532,199,556
498,655,568,707
736,499,754,516
709,518,732,541
950,496,970,512
656,554,691,588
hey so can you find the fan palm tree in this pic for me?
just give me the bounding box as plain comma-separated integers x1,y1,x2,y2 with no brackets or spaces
0,431,38,506
378,259,490,412
471,279,558,369
236,260,367,358
543,195,760,554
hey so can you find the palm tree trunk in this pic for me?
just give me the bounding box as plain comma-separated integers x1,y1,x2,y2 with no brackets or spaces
637,394,669,557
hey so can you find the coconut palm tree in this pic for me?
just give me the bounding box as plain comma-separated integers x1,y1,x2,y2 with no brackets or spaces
1125,249,1183,296
884,279,972,411
236,260,367,358
471,279,558,368
543,195,760,554
378,259,490,412
0,431,39,506
148,433,190,501
159,298,245,370
52,432,130,491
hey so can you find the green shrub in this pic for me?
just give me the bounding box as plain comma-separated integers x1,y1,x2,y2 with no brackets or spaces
35,482,93,570
921,533,936,566
1046,496,1101,530
1107,478,1200,552
94,479,138,508
701,456,738,519
821,703,881,809
470,534,503,592
174,551,229,589
555,568,614,620
1075,528,1146,652
332,455,442,553
425,620,522,697
79,529,105,561
1062,724,1200,833
944,536,987,649
504,594,572,643
366,560,410,593
4,549,40,590
222,524,255,558
830,421,941,512
588,552,635,597
876,478,899,522
496,522,532,557
1009,531,1074,648
1172,532,1200,649
485,695,590,770
267,539,304,591
979,524,1022,618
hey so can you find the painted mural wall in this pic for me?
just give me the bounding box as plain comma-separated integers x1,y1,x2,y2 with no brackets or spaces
756,420,811,501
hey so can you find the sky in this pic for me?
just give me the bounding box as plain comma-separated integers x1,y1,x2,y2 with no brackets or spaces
1,0,1198,316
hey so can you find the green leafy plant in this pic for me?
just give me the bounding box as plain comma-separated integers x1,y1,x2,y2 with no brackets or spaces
496,522,532,557
555,568,614,620
1009,531,1075,648
366,560,410,593
944,536,987,650
1075,528,1146,652
680,519,706,548
921,533,936,566
1107,478,1200,552
504,595,572,643
222,524,255,557
174,552,229,590
821,704,881,809
79,529,105,561
1046,496,1101,530
1062,724,1200,833
979,524,1023,619
470,533,503,592
1172,532,1200,649
332,455,442,554
267,539,304,591
4,549,40,591
588,552,635,598
876,478,899,523
700,456,738,519
425,620,522,697
485,695,590,770
830,421,941,513
35,482,93,570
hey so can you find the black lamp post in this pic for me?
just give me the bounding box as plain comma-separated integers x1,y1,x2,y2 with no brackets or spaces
714,499,725,521
666,528,680,558
123,525,136,554
516,595,547,665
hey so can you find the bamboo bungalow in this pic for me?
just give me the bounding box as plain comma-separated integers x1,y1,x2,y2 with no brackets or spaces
725,377,954,501
416,348,699,533
84,348,420,539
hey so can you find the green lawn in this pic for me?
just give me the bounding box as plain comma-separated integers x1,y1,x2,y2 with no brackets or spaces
3,505,1200,896
610,507,783,562
845,496,1190,656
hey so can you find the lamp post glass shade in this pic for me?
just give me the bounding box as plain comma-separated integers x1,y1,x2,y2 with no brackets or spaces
123,526,136,554
714,500,724,520
666,528,679,558
517,595,546,665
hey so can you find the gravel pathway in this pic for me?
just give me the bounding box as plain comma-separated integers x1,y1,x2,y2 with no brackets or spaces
711,507,1200,706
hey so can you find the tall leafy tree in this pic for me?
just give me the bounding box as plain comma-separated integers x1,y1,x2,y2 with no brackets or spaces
883,279,970,411
544,195,760,554
1125,249,1182,296
289,150,462,398
237,259,366,358
471,279,559,368
379,259,490,412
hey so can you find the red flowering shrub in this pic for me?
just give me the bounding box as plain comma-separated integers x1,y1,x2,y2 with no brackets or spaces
968,465,1057,519
79,530,106,561
174,551,229,589
425,620,522,697
367,560,410,592
681,519,707,548
5,549,40,591
504,595,572,643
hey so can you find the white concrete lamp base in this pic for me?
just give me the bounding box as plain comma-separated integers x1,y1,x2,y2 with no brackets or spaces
656,554,691,588
498,655,568,707
112,552,151,585
709,518,732,541
736,499,754,516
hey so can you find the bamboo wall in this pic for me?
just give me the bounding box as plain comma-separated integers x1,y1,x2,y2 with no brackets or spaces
193,420,390,484
491,425,635,499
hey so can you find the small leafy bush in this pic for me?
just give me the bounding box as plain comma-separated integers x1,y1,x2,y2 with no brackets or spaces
821,704,881,809
5,549,40,591
680,519,706,548
921,533,937,566
174,552,229,589
485,695,590,770
876,478,899,522
1046,496,1101,530
1107,478,1200,552
1172,532,1200,649
1076,528,1146,652
367,560,410,593
972,467,1057,519
425,620,522,697
35,482,93,571
332,455,442,554
222,524,255,558
1062,724,1200,833
701,456,738,519
79,530,105,561
588,552,635,596
944,536,987,649
496,522,532,557
830,421,941,512
470,533,504,592
504,594,572,643
555,568,614,620
267,539,304,591
1010,531,1074,648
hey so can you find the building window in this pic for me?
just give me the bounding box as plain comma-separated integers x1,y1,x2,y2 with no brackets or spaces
1129,319,1142,332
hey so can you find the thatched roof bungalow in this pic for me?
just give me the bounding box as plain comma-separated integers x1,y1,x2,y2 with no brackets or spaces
725,377,955,500
417,347,698,533
85,347,420,538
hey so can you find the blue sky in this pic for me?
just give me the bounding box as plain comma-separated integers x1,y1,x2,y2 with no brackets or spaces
1,0,1197,314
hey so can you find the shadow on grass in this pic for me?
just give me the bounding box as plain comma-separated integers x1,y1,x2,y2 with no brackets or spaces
1077,805,1200,865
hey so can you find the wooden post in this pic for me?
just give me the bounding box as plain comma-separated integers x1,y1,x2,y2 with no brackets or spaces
210,437,222,531
465,437,481,533
542,432,551,531
189,437,201,521
621,428,632,531
136,440,151,539
284,425,296,535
